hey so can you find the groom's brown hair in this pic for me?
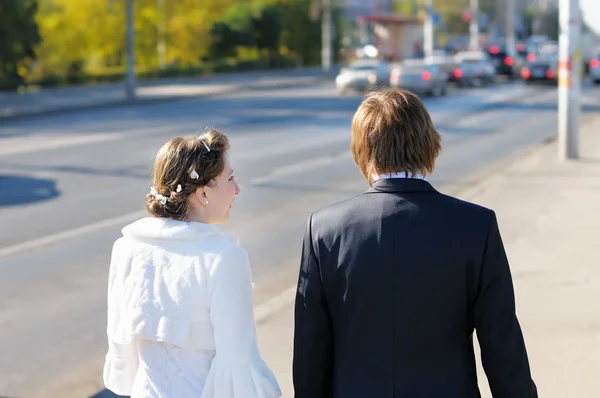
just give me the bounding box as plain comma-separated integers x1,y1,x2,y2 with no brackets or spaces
351,88,441,185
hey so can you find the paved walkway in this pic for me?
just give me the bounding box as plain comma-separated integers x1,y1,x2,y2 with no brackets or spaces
255,113,600,397
0,67,334,121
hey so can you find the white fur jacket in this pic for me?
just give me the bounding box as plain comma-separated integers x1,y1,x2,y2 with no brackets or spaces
103,217,281,398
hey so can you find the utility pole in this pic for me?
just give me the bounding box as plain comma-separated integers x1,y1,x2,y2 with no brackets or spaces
469,0,479,50
506,0,516,53
125,0,136,100
157,0,166,69
423,0,434,58
321,0,333,71
557,0,581,160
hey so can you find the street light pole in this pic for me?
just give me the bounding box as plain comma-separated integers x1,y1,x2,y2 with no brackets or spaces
423,0,434,58
557,0,581,160
157,0,166,69
469,0,479,50
321,0,333,71
125,0,136,100
506,0,516,53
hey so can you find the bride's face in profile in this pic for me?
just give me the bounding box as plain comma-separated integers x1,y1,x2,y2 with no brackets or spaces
199,154,240,224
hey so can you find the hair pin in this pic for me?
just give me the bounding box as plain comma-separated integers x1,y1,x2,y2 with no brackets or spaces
149,187,167,205
202,140,211,152
190,169,199,180
156,194,167,206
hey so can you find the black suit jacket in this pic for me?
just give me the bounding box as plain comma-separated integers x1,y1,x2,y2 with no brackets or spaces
293,178,537,398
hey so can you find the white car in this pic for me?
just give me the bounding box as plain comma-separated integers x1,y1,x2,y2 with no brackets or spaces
335,61,390,94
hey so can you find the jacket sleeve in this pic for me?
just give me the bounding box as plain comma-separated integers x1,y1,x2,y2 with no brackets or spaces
103,239,139,396
293,214,333,398
475,211,537,398
200,245,281,398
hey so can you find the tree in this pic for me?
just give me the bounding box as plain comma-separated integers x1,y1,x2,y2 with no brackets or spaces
252,4,283,62
207,3,256,60
34,0,126,79
208,22,242,59
0,0,41,90
278,0,322,65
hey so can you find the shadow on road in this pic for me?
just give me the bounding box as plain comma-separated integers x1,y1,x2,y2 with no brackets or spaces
0,175,60,207
89,389,128,398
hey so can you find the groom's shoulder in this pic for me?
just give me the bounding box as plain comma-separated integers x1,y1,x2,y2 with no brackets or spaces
437,191,495,216
310,190,495,227
310,193,369,226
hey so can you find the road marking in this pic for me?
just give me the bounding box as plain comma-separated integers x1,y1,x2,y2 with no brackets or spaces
248,151,352,185
0,152,354,258
0,83,572,258
254,286,296,324
0,133,121,156
0,211,145,258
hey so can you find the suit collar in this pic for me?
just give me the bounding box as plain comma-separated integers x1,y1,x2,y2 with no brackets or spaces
366,178,437,194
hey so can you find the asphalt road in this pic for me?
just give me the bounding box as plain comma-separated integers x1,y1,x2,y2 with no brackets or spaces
0,80,598,397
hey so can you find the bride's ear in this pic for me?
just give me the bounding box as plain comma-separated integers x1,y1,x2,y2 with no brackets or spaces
194,188,210,206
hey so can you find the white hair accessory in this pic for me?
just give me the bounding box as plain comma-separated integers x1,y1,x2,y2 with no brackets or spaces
149,187,167,205
155,194,167,206
176,184,183,193
202,140,211,152
190,169,199,180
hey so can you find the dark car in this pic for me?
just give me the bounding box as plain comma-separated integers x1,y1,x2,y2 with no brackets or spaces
520,45,558,84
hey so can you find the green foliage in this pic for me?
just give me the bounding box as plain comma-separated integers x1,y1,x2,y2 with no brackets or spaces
208,22,244,59
252,4,283,55
3,0,338,90
0,0,41,90
208,3,256,60
278,0,322,65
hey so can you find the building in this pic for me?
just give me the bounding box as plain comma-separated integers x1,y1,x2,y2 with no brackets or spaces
340,0,395,21
338,0,424,62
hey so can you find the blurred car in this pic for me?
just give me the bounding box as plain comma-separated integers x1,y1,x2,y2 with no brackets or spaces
335,61,390,94
523,39,556,66
524,35,550,60
589,56,600,84
486,43,522,78
452,51,496,86
516,42,528,59
425,55,458,82
520,50,558,84
389,59,449,97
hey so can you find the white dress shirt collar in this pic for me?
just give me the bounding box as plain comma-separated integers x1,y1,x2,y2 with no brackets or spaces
371,171,427,182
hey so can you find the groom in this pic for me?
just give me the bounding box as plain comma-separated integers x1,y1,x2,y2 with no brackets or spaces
293,88,537,398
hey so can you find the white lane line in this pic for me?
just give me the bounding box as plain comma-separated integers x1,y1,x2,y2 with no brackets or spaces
0,133,121,156
0,84,553,259
0,152,354,258
254,286,296,324
248,151,352,185
232,132,349,162
0,211,145,258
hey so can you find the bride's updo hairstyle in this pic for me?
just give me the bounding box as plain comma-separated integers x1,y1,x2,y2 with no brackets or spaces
145,129,230,220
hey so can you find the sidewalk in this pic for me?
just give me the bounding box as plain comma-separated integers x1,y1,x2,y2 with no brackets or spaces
255,114,600,397
0,67,335,121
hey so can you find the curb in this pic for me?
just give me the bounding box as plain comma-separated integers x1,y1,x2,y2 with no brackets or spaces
0,76,330,123
449,110,598,202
